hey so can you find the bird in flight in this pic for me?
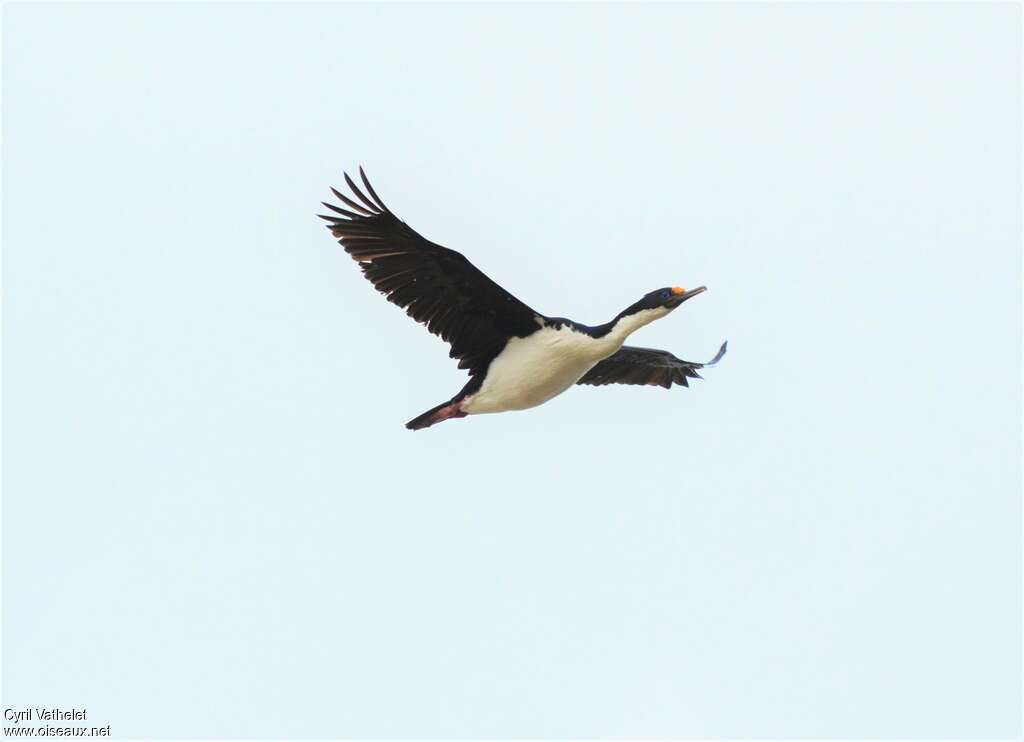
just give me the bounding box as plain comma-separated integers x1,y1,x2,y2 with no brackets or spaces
319,169,727,430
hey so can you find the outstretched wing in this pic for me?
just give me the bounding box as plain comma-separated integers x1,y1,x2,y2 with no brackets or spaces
578,342,728,389
319,169,543,377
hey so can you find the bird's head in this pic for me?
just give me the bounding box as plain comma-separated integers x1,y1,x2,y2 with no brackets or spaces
643,285,707,311
609,285,708,337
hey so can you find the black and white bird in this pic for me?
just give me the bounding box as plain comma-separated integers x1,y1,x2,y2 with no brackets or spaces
319,169,727,430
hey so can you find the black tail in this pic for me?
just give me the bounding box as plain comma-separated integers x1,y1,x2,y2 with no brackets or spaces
405,399,466,431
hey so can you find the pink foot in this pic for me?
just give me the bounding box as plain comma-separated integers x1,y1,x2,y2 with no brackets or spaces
431,400,467,423
406,398,471,430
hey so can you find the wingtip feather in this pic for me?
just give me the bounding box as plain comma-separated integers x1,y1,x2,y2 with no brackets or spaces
344,170,379,213
706,341,728,366
359,166,389,212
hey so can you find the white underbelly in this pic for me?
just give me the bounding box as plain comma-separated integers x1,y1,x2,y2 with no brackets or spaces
462,326,620,414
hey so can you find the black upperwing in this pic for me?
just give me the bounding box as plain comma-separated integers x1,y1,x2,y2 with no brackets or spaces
319,169,543,377
577,342,728,389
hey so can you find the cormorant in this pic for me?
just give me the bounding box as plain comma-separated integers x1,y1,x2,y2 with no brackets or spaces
319,169,727,430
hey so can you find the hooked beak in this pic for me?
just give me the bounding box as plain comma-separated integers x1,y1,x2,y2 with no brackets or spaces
667,286,707,308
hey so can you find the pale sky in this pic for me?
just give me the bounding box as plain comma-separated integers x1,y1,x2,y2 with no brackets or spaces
3,2,1021,738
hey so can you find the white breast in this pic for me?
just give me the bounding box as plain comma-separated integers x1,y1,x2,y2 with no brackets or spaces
462,324,619,414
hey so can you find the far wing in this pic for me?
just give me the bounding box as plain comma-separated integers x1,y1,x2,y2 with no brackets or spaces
577,342,727,389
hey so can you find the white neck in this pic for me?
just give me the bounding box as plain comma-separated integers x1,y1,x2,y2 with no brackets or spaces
605,307,670,345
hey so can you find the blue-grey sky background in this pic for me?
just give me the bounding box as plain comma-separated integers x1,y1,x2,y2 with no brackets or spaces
3,2,1021,738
